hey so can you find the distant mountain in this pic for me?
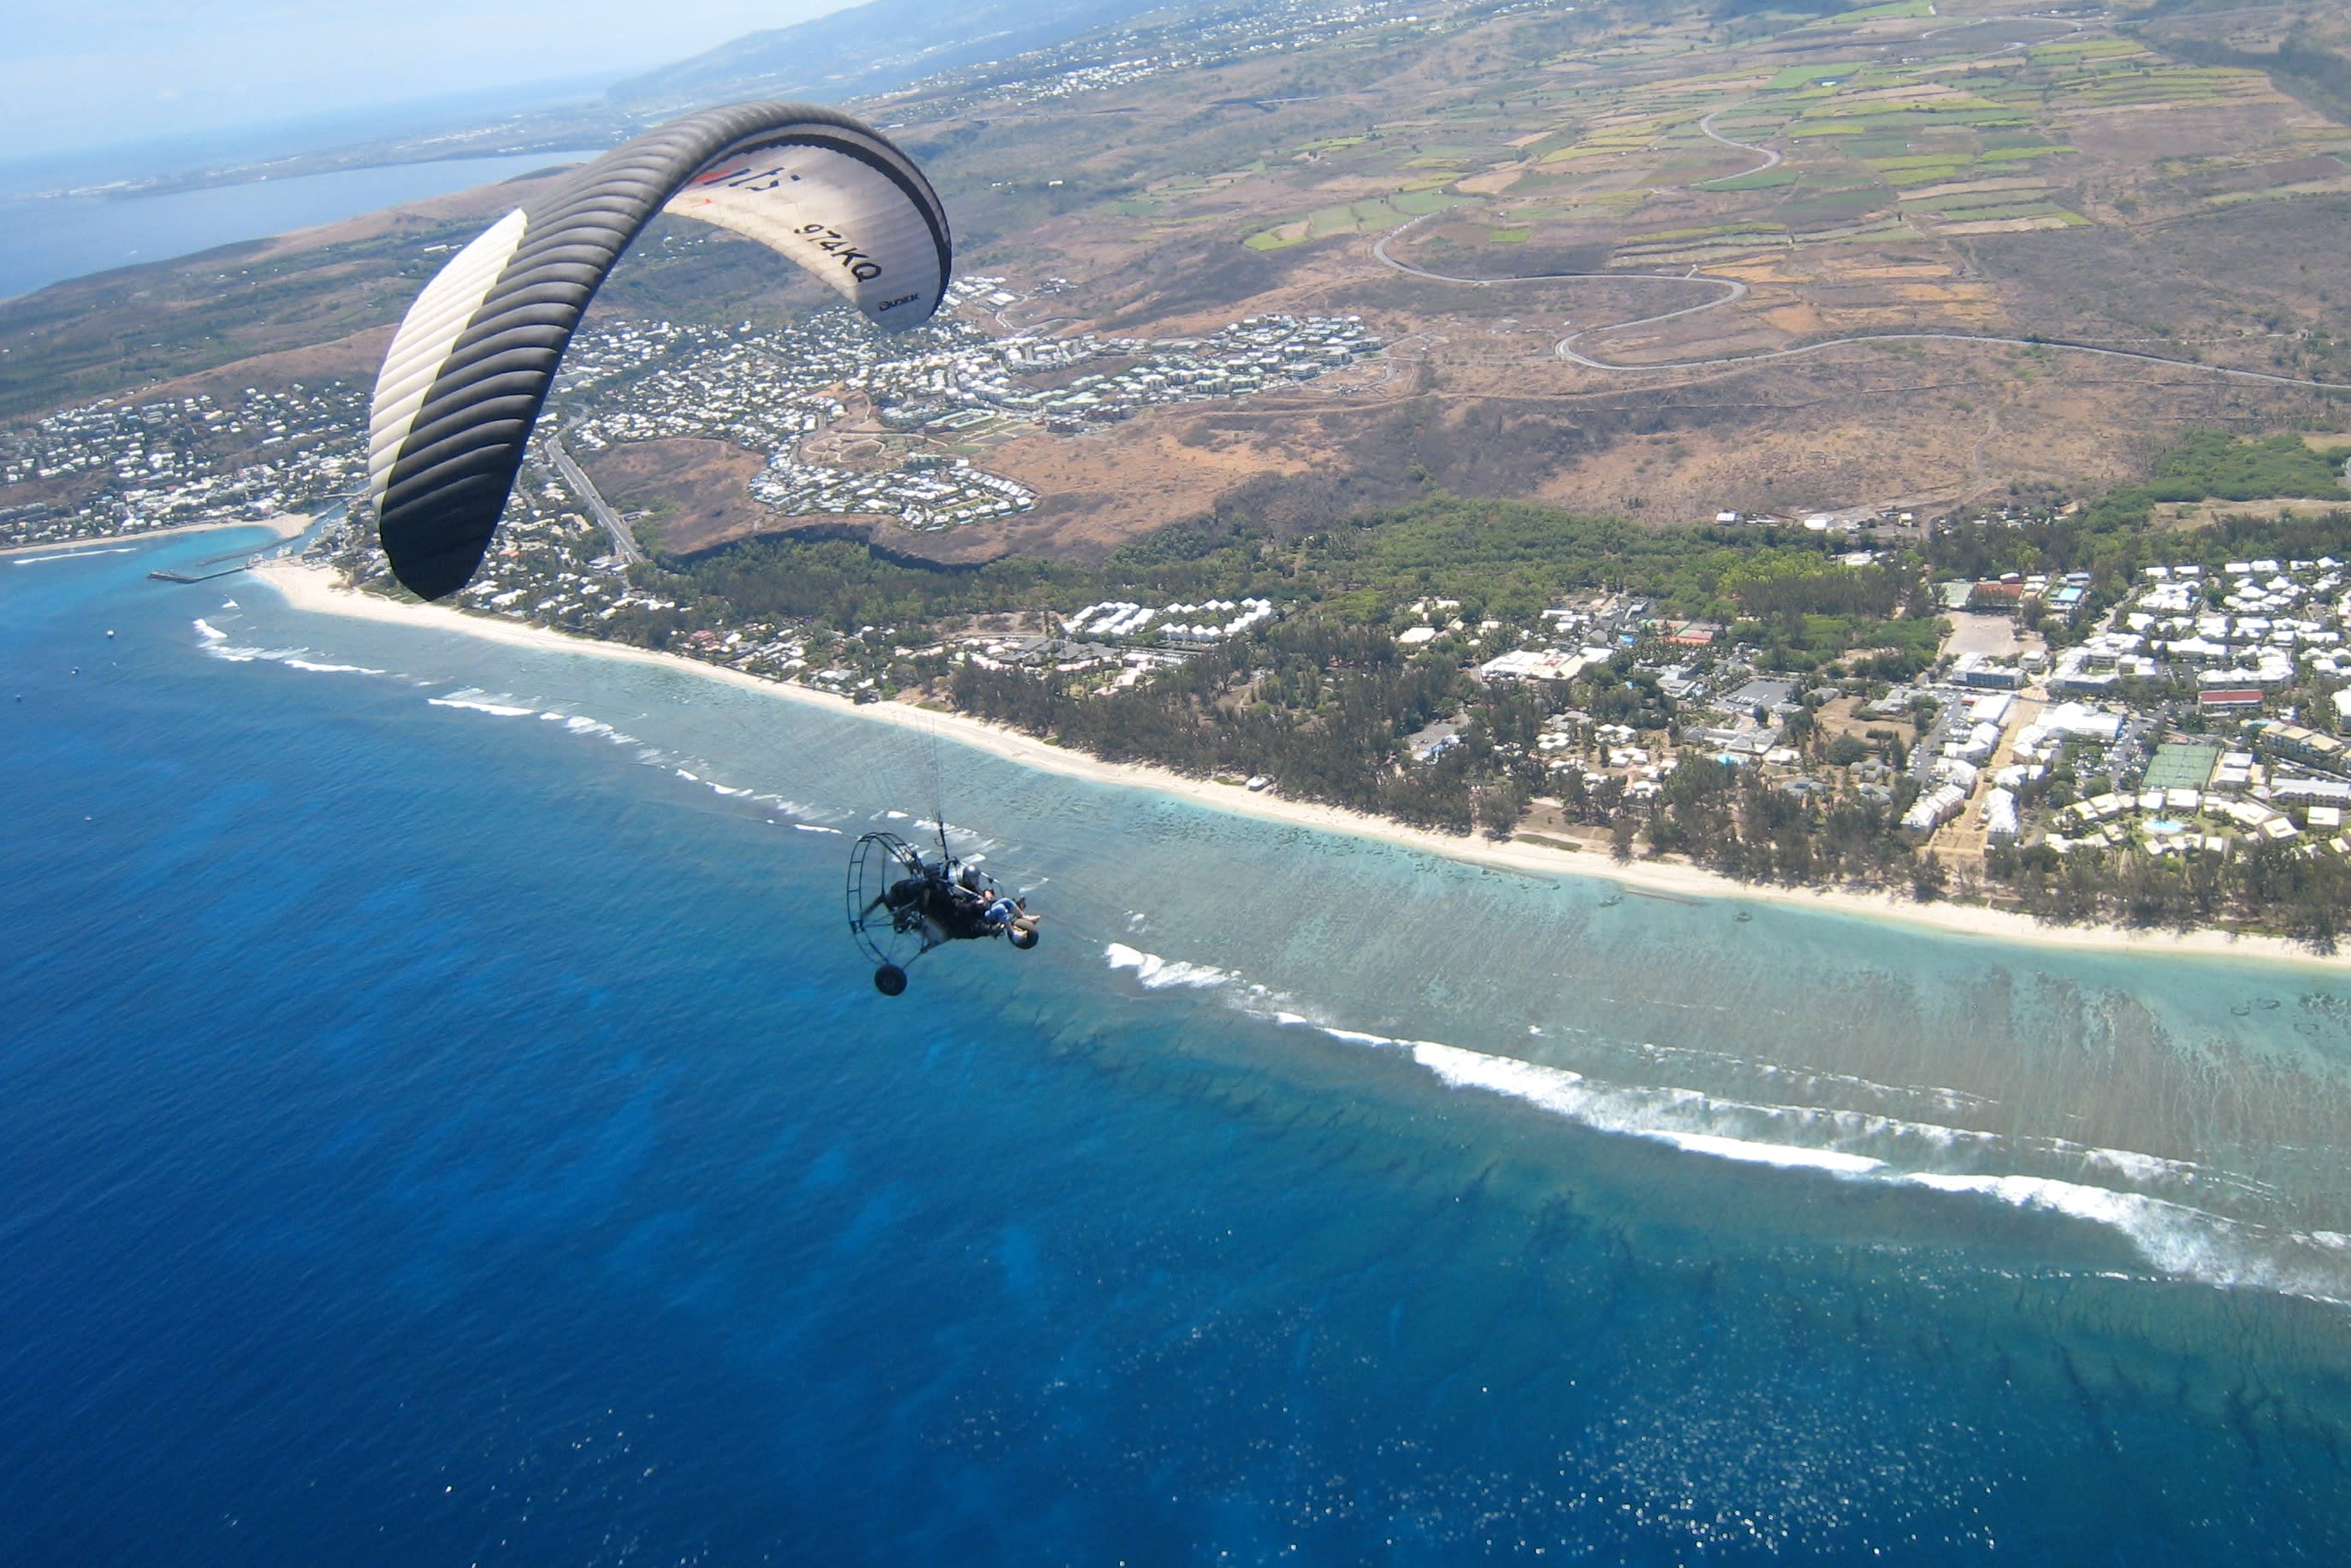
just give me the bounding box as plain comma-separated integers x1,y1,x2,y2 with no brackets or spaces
607,0,1175,111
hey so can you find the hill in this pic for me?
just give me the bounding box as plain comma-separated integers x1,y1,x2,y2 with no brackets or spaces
606,0,1173,111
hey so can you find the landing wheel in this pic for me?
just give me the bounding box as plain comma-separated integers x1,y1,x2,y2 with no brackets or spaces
873,963,908,997
1008,926,1039,951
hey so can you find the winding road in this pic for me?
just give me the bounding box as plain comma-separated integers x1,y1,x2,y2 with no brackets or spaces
1370,101,2351,393
1693,105,1781,187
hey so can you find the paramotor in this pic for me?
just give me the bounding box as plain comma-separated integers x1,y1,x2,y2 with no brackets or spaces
845,831,1038,995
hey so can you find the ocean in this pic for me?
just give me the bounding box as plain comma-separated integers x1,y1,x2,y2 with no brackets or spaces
0,152,602,302
8,530,2351,1563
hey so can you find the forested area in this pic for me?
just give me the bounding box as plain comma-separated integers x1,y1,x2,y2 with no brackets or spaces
662,489,1934,644
1989,839,2351,950
950,618,1549,833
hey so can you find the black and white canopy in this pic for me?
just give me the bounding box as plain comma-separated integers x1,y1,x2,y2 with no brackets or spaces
367,101,951,600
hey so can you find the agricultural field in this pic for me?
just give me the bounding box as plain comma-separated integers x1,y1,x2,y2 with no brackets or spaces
10,0,2351,553
856,0,2351,530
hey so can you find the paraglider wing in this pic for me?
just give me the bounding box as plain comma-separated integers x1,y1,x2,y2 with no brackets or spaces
366,101,951,600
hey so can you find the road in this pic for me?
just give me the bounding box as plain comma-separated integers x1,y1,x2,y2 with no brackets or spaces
548,431,643,567
1693,105,1780,187
1371,211,1746,311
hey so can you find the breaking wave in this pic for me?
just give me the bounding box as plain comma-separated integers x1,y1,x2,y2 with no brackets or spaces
428,689,537,717
192,620,382,675
1104,943,1236,991
1099,943,2351,1305
14,547,134,564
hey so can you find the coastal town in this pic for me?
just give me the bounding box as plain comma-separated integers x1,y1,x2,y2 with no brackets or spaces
7,279,2351,932
0,382,365,547
0,281,1380,551
286,462,2351,932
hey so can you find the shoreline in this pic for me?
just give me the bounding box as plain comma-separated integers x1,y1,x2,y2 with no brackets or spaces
4,514,307,560
254,558,2348,972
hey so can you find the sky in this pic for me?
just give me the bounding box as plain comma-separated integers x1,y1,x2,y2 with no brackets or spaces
0,2,851,159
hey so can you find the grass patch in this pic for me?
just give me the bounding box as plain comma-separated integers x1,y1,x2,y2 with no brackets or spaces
1704,168,1803,189
1514,833,1585,853
1631,222,1789,242
1394,189,1472,216
1768,62,1869,91
1932,200,2067,220
1881,165,1974,186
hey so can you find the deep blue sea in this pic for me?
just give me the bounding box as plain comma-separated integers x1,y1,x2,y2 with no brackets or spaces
11,530,2351,1563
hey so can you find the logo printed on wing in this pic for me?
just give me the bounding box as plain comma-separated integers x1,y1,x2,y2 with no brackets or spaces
796,222,883,282
690,163,801,192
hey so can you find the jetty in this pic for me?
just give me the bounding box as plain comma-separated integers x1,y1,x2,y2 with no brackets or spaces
148,559,255,584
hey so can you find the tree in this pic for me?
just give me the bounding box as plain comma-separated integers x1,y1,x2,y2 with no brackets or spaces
1910,851,1948,902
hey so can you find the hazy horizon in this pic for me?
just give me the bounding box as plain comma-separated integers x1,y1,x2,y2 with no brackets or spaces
0,1,854,160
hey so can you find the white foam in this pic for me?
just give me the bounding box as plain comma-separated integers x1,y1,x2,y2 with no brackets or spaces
559,715,625,742
794,823,844,835
281,658,385,675
205,643,306,664
750,794,850,825
193,621,386,677
14,547,134,564
1655,1132,1886,1175
2071,1144,2204,1186
428,689,537,717
1104,943,1235,991
1095,944,2351,1305
1402,1039,1882,1177
1321,1027,1404,1049
1898,1172,2250,1280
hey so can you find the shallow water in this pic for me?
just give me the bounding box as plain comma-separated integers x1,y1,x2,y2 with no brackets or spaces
7,532,2351,1561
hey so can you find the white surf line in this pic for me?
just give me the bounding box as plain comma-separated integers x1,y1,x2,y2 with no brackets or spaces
14,547,139,564
1371,133,2351,393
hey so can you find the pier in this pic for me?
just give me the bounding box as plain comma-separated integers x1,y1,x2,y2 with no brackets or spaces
148,559,258,584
